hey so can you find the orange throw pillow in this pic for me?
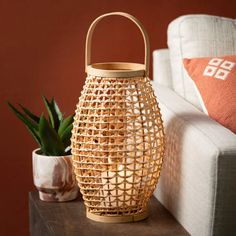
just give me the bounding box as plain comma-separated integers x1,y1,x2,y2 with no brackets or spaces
183,55,236,134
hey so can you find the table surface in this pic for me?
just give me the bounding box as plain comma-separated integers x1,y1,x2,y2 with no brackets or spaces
29,191,189,236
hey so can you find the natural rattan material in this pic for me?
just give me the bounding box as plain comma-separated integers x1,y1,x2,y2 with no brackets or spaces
71,12,165,223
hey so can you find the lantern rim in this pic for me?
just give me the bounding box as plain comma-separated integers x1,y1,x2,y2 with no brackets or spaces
86,62,146,78
86,209,148,223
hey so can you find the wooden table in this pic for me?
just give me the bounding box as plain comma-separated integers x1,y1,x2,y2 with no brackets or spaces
29,191,189,236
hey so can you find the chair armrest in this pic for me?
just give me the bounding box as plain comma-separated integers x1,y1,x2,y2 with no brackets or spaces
153,49,172,88
152,84,236,236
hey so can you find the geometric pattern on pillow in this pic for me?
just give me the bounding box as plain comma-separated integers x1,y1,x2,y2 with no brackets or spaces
203,58,235,80
183,55,236,134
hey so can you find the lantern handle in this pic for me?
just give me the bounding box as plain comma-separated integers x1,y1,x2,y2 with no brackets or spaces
85,12,150,77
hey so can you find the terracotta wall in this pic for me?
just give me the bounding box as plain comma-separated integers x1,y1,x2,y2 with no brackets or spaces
0,0,235,235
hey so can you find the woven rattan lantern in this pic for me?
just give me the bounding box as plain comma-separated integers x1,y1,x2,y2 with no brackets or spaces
71,12,165,223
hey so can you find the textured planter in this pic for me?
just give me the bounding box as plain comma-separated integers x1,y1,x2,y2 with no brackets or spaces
32,149,78,202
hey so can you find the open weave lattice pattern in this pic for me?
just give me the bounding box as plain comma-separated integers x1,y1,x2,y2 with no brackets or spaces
71,75,165,216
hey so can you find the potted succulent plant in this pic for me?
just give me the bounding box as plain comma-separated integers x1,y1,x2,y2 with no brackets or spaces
8,96,78,202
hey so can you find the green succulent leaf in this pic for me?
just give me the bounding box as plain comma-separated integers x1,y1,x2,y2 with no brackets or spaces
39,114,65,156
7,102,41,146
51,98,63,122
42,96,60,131
58,115,74,137
19,104,40,123
7,97,73,157
60,123,73,148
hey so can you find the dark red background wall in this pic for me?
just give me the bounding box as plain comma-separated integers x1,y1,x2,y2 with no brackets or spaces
0,0,235,235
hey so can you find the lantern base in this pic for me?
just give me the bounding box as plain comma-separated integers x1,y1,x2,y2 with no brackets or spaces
86,210,148,223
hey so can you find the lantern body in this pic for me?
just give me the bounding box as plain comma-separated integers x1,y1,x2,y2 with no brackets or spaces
71,12,165,223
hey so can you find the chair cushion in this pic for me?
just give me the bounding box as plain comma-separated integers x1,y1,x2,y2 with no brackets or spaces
184,55,236,134
168,14,236,110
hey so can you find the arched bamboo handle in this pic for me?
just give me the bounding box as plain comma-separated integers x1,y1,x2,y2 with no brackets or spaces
85,12,150,76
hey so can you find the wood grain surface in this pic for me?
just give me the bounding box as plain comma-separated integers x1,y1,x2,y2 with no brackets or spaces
29,191,189,236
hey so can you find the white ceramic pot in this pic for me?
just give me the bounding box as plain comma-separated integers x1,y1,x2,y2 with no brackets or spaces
32,149,78,202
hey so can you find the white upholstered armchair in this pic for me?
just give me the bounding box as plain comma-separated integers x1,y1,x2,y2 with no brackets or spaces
152,15,236,236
